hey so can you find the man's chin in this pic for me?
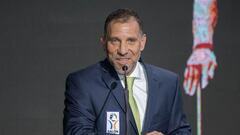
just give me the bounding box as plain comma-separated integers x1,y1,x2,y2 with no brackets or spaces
111,62,134,75
114,66,125,75
112,65,126,75
115,65,133,75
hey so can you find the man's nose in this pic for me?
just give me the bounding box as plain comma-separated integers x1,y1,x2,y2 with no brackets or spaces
118,43,128,56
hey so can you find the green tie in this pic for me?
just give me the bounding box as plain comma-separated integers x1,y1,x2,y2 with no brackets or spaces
127,77,141,134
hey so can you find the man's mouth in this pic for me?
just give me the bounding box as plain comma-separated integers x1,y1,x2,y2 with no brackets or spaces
115,58,130,65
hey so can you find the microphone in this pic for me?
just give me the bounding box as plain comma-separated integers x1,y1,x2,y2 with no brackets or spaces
122,65,128,72
122,65,128,91
95,81,117,124
122,65,130,135
110,81,117,90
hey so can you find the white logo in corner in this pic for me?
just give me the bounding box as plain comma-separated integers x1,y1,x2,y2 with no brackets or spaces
106,111,120,134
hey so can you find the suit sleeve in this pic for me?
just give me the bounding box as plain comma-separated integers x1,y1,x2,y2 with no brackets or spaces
168,76,192,135
63,74,96,135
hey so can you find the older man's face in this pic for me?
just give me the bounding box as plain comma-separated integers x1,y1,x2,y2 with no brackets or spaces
101,19,146,75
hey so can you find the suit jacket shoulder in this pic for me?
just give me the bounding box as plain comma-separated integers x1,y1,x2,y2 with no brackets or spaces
144,63,179,84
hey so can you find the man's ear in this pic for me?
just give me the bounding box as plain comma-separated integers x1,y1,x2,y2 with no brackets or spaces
100,36,107,51
140,34,147,51
100,36,105,45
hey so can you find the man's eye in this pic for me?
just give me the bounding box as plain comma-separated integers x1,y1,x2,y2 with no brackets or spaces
109,39,120,45
127,39,137,45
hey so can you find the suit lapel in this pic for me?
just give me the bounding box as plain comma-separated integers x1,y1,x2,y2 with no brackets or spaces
101,59,126,112
141,64,161,134
101,59,138,134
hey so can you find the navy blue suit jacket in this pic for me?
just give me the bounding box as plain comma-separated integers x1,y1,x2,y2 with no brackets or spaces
63,59,191,135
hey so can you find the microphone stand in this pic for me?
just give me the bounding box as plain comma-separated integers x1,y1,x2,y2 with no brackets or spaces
123,65,130,135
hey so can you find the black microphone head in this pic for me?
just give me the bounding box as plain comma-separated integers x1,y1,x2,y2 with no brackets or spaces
122,65,128,71
110,82,117,90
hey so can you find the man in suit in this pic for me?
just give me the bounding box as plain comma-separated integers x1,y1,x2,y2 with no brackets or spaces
63,9,191,135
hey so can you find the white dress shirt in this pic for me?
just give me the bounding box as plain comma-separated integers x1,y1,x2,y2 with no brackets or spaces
118,62,148,128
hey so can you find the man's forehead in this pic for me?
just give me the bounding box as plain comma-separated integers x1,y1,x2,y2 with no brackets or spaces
110,16,137,24
108,20,141,33
109,17,139,27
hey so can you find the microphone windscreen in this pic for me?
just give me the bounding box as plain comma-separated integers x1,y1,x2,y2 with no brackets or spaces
110,82,117,90
122,65,128,71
